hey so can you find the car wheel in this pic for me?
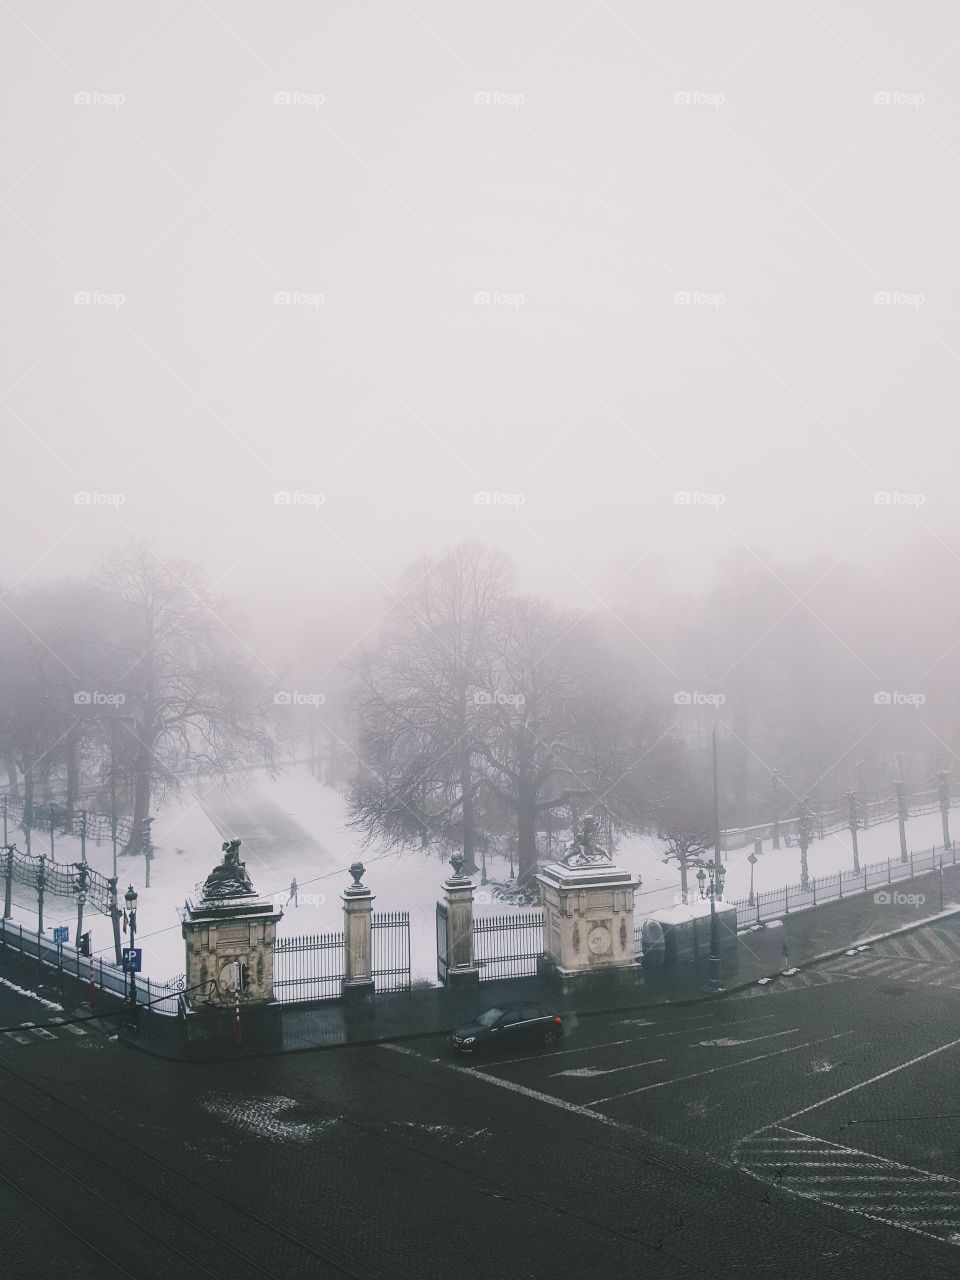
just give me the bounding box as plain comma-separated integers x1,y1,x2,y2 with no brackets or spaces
542,1028,558,1049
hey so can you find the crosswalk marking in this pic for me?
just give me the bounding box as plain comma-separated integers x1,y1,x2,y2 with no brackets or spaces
735,1125,960,1245
22,1022,56,1040
3,1031,30,1045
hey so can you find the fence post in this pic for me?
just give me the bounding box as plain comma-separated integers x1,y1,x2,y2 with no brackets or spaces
36,853,46,934
812,879,817,905
784,884,789,914
441,853,480,988
863,866,867,891
3,843,12,919
341,863,375,999
887,857,892,884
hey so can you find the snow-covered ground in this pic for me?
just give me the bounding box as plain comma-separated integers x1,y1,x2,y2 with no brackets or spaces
5,764,955,986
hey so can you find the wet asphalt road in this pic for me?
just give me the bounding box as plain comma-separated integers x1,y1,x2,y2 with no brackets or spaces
4,921,960,1278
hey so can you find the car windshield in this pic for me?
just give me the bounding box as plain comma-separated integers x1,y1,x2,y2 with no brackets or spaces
476,1008,505,1026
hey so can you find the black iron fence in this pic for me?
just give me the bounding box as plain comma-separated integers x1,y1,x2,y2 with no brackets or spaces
4,843,117,918
436,902,448,984
0,915,182,1013
730,842,957,930
371,911,411,994
1,793,136,857
273,931,345,1003
473,911,543,982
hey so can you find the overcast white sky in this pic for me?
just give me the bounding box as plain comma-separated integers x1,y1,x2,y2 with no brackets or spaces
3,1,959,637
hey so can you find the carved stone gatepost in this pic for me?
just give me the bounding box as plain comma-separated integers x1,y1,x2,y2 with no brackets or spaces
441,853,479,989
181,839,283,1047
342,862,375,1000
537,816,640,996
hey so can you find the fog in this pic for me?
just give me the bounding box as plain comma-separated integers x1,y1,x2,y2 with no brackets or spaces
2,3,959,808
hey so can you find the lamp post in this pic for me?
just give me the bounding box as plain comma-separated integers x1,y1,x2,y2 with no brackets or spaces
125,884,138,1008
747,846,758,907
696,857,726,991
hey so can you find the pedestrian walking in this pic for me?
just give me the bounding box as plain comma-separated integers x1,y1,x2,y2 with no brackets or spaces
288,877,299,907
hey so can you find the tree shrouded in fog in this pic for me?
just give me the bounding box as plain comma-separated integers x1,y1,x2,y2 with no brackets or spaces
350,543,676,883
350,540,513,873
96,544,275,855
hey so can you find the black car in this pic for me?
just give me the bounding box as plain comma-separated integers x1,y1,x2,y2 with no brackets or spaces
450,1006,563,1055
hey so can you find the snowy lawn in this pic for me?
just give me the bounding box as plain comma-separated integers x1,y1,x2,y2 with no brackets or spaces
5,763,955,986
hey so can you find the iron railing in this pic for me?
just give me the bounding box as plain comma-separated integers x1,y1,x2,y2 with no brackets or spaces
273,931,345,1003
0,915,181,1014
473,911,543,982
371,911,411,994
730,841,957,930
436,902,448,984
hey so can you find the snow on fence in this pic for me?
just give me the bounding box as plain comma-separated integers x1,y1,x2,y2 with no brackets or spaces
0,915,184,1014
473,911,543,982
730,841,957,930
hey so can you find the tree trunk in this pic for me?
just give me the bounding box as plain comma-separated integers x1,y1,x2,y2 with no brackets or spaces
461,755,478,874
5,755,19,799
122,717,156,856
65,727,80,823
679,858,688,904
517,780,538,884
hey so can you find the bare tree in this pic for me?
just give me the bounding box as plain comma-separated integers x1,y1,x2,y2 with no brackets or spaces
349,540,513,871
96,544,276,856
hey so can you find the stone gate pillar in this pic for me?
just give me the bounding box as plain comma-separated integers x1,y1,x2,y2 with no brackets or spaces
181,839,282,1031
442,854,479,989
342,862,375,999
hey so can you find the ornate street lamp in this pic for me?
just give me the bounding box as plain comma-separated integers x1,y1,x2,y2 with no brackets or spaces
696,857,726,991
125,884,139,1007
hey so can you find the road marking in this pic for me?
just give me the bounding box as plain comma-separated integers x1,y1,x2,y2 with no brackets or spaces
695,1028,799,1048
49,1017,86,1037
3,1032,31,1045
552,1058,666,1079
748,1031,960,1131
21,1023,56,1041
735,1121,960,1245
380,1043,624,1128
489,1014,779,1065
586,1033,853,1106
922,930,960,961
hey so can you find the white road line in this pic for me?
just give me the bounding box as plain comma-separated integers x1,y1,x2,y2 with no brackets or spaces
3,1032,30,1045
695,1028,799,1048
552,1058,666,1080
489,1014,780,1065
923,931,959,961
380,1043,623,1128
586,1033,853,1106
744,1033,960,1134
751,1161,886,1169
21,1022,55,1041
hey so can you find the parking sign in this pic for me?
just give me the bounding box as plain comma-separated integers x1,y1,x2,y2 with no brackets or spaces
53,926,69,944
121,948,142,973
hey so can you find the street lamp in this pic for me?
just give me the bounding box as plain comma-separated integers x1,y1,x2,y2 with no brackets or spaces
696,858,726,991
125,884,138,1007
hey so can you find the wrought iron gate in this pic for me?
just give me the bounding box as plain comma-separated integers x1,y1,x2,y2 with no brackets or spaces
473,911,543,982
436,901,448,984
274,931,345,1003
371,910,411,993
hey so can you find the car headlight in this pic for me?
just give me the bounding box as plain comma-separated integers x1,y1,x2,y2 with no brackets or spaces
463,1036,476,1045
